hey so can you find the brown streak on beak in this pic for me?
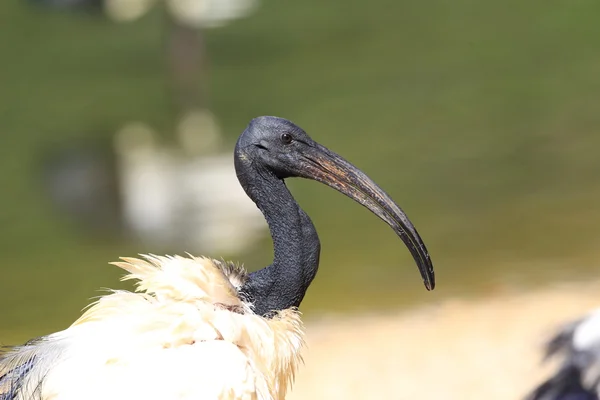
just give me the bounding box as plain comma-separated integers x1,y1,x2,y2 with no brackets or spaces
299,144,435,290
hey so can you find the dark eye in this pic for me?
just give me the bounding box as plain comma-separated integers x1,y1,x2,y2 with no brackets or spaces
280,133,293,144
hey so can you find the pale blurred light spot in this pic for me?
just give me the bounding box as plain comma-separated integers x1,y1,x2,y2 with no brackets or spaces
112,120,265,254
103,0,259,26
114,121,156,160
166,0,258,28
177,109,222,156
104,0,156,22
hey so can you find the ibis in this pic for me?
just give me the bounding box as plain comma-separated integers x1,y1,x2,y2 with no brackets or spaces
0,116,435,400
526,309,600,400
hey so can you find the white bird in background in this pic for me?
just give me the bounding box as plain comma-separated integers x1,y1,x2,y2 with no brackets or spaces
0,117,435,400
527,309,600,400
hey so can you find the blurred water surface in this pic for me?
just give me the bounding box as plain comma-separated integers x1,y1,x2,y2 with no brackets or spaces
1,0,600,344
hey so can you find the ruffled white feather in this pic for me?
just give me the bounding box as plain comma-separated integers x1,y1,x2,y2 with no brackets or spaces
0,255,305,400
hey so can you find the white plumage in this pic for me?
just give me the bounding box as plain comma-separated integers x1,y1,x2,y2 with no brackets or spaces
0,255,304,400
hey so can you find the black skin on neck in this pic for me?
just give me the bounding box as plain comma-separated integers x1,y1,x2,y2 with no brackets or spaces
235,119,321,317
239,181,321,316
235,116,435,317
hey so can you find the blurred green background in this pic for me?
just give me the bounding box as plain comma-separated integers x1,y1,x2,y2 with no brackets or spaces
2,0,600,345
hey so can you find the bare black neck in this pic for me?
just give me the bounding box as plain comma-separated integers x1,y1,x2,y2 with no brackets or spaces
237,164,321,317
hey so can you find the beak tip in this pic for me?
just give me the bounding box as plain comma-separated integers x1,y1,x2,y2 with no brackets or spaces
422,262,435,291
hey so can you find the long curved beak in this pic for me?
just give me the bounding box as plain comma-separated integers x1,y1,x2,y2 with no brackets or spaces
297,142,435,290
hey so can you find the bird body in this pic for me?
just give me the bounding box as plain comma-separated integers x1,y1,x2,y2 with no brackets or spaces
1,255,303,400
527,309,600,400
1,116,434,399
